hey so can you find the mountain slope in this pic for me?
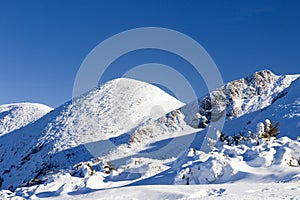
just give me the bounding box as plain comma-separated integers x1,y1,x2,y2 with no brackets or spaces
181,70,300,128
0,103,52,136
90,70,300,172
80,70,300,188
223,75,300,139
0,78,183,190
128,70,300,148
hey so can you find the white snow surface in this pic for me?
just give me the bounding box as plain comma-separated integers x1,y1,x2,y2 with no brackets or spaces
0,103,52,136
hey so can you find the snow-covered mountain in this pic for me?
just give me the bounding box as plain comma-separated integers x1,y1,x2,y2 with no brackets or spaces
0,103,52,136
0,78,183,190
0,70,300,199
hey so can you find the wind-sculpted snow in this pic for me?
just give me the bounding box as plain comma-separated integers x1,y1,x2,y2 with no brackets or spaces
174,137,300,185
0,103,52,136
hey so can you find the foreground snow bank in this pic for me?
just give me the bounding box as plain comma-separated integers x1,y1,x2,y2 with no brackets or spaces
2,182,300,200
2,136,300,199
174,137,300,185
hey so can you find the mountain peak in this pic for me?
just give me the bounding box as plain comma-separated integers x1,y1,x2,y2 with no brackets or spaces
245,69,277,85
0,103,52,136
254,69,275,77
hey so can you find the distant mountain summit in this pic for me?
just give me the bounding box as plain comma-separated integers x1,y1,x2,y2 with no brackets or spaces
0,103,52,136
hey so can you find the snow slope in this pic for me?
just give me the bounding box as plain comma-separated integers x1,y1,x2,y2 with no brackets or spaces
3,137,300,200
0,103,52,136
122,70,300,159
0,78,183,190
3,181,300,199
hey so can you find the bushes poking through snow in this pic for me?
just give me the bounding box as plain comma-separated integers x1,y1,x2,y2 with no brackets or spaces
103,161,116,174
20,144,44,164
262,119,280,139
217,119,280,146
287,158,300,167
257,119,280,139
72,159,116,178
73,162,95,178
217,131,247,146
23,178,44,187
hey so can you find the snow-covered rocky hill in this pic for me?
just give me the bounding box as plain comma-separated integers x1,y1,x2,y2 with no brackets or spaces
126,70,300,151
179,70,299,128
0,103,52,136
222,75,300,139
0,70,300,199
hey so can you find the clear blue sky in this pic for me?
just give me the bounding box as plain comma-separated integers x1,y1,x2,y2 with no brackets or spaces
0,0,299,108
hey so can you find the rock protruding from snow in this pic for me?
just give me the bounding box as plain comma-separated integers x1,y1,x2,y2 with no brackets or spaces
0,103,52,136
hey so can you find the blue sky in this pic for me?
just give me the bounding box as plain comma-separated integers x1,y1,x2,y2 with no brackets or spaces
0,0,299,108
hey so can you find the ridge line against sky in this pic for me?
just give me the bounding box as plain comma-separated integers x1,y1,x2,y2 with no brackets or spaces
0,0,299,108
